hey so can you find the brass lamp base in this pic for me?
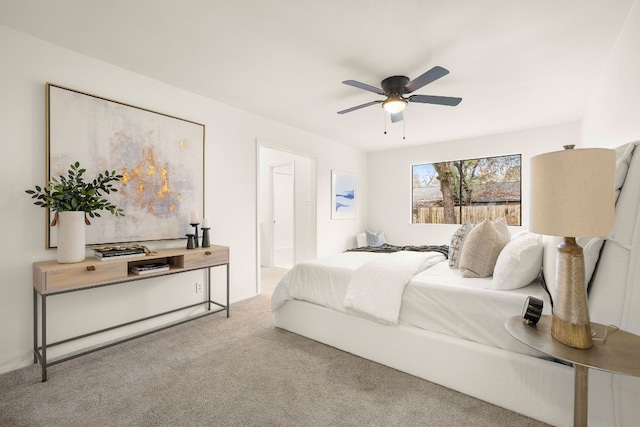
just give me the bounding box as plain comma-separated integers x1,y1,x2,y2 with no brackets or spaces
551,315,593,349
551,237,593,350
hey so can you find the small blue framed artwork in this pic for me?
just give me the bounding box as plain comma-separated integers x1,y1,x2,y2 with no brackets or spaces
331,170,357,219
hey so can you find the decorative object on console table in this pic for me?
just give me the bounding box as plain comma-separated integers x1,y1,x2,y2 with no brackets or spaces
529,146,615,349
201,218,211,248
186,226,196,249
55,211,86,263
93,245,146,260
25,161,124,264
190,211,200,248
130,262,170,275
190,223,200,247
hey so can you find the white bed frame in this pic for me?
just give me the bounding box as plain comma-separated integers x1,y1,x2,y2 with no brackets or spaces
276,141,640,427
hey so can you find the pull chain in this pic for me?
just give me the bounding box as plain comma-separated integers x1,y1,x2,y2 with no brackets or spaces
382,112,407,139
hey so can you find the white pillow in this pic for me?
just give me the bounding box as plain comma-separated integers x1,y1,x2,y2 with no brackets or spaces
542,235,604,302
581,237,605,286
493,217,511,240
491,232,543,290
459,218,510,278
356,233,367,248
614,142,635,204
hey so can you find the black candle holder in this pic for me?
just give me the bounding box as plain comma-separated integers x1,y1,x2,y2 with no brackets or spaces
201,227,211,248
190,223,200,248
186,234,196,249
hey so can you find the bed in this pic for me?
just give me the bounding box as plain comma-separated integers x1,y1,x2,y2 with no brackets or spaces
272,141,640,427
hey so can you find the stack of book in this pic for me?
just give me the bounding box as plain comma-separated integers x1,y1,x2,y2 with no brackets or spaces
94,246,146,261
129,263,171,275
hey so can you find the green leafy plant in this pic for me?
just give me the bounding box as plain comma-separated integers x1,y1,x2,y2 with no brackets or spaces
26,161,125,220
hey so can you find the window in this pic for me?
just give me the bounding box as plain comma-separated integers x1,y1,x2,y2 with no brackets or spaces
412,154,521,225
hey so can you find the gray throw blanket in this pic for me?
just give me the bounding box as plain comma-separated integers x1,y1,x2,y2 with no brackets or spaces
347,244,449,258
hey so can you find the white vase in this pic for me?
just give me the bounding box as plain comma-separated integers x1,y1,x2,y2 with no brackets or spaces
56,211,86,263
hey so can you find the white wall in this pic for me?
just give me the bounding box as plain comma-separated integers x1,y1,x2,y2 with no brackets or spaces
367,122,581,246
367,3,640,247
582,0,640,148
0,25,366,374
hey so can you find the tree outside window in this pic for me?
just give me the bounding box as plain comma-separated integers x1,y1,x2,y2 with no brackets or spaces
412,154,521,225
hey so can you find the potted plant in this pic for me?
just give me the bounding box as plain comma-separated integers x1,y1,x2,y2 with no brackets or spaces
26,161,125,263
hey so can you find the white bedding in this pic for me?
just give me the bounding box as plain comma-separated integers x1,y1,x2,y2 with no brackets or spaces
272,251,552,357
401,262,551,356
343,251,445,324
271,251,381,312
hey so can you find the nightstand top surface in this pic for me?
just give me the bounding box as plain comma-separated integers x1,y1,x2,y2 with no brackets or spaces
506,315,640,377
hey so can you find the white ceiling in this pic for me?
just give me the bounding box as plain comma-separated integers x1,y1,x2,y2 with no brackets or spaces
0,0,634,151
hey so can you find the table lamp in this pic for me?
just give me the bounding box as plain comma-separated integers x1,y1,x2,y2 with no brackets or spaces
529,145,615,349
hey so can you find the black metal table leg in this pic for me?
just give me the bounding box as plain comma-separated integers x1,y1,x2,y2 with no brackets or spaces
226,263,230,318
33,289,37,364
207,267,211,311
41,294,47,382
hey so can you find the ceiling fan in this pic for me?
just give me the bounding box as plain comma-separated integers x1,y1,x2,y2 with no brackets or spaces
337,66,462,123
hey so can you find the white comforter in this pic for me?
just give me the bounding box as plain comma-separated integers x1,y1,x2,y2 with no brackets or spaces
343,251,445,324
271,250,444,322
271,251,385,313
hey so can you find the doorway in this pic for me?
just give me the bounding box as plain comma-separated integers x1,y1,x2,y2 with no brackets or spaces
257,142,317,294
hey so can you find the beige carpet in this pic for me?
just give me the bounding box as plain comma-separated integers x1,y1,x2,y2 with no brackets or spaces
0,267,548,426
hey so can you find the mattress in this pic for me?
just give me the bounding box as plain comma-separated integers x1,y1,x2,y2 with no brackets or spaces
272,252,552,358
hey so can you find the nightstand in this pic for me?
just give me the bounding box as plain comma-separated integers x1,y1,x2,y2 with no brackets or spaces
506,315,640,427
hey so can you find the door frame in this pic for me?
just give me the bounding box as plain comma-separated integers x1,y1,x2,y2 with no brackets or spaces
256,140,317,294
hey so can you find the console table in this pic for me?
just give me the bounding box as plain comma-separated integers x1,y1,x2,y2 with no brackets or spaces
506,315,640,427
33,245,229,381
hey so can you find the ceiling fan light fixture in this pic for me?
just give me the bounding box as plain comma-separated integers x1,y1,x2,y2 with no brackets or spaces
339,66,461,120
382,94,407,114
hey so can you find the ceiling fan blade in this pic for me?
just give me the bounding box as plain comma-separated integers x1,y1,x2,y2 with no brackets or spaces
337,100,382,114
404,66,449,93
390,111,403,123
342,80,385,95
408,94,462,106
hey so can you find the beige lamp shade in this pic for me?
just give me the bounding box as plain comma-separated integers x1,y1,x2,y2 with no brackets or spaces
529,147,615,238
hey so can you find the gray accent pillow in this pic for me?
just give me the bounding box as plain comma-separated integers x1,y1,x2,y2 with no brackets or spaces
366,230,386,247
449,223,474,268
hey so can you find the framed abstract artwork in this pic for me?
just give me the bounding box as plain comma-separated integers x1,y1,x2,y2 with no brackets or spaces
46,83,205,247
331,170,357,219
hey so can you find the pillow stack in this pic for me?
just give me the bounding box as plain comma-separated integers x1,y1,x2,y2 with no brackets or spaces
449,218,547,287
